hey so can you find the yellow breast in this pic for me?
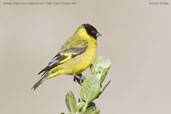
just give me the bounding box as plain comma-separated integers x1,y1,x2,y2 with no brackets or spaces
64,38,97,74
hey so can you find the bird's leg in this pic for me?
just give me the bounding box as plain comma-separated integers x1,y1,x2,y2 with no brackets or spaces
72,73,86,85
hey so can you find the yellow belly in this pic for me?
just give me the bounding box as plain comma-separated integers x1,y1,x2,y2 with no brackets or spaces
47,40,97,79
62,42,96,74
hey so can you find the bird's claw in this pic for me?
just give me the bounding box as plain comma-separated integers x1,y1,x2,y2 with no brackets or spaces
73,74,86,85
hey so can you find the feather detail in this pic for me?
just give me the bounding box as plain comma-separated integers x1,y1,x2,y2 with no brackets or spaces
32,72,49,91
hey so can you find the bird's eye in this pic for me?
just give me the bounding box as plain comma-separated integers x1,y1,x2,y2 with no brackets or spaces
92,30,96,34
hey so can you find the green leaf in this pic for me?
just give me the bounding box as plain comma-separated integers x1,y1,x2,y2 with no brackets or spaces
69,113,74,114
91,56,111,83
83,107,100,114
80,76,101,104
65,91,77,113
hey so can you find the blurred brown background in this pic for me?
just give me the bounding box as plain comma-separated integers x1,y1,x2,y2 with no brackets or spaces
0,0,171,114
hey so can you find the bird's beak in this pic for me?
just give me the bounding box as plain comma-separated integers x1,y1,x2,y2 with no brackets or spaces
96,32,102,37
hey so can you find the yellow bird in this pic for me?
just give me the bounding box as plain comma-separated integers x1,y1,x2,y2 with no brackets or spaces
32,24,101,90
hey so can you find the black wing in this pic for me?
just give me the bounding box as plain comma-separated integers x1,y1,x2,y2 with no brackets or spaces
38,53,67,75
38,46,87,75
32,46,88,90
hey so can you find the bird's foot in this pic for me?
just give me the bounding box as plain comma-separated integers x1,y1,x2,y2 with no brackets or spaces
72,74,86,86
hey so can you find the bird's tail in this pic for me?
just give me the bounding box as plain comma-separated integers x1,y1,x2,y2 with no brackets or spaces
32,72,49,91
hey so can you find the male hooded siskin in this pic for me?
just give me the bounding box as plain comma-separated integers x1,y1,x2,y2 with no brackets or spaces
32,24,101,90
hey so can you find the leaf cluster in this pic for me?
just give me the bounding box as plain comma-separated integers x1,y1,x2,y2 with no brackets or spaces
61,56,111,114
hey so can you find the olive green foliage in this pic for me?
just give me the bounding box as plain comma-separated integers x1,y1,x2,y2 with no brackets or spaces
61,56,111,114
